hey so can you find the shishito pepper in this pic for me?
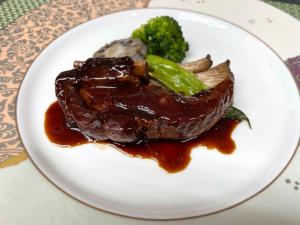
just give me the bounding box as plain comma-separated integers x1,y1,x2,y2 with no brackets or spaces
146,55,208,96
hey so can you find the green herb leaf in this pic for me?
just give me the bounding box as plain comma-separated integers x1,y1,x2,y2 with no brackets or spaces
224,106,251,128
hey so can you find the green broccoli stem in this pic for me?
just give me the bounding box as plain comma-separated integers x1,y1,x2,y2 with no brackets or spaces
146,55,208,96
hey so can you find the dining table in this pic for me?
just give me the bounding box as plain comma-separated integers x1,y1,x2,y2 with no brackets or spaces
0,0,299,224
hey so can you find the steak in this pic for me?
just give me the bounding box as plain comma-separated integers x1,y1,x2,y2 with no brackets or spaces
55,57,233,143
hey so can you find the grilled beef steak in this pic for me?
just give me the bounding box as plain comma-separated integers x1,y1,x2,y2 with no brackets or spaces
55,57,233,143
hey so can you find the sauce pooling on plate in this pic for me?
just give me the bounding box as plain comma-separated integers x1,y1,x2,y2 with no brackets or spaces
45,101,239,173
45,101,88,146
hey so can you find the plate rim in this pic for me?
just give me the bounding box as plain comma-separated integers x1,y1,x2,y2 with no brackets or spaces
16,7,300,220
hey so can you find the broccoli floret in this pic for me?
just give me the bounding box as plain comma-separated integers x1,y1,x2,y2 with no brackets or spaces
132,16,189,62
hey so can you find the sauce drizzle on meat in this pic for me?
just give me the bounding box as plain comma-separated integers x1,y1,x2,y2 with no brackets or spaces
45,101,238,173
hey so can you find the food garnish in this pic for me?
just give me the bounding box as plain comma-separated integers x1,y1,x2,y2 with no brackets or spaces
146,54,207,96
132,16,189,62
93,38,147,60
224,106,251,128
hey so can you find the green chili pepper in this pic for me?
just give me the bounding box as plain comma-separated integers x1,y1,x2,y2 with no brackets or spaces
146,55,208,96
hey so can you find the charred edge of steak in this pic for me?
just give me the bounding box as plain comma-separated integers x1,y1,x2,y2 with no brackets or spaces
74,59,147,77
55,57,234,143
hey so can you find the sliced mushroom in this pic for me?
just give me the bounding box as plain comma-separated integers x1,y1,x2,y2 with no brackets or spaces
93,38,147,60
195,60,233,88
180,55,212,73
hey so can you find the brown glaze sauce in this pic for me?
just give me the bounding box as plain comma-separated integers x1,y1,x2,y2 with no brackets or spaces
44,101,88,146
45,101,239,173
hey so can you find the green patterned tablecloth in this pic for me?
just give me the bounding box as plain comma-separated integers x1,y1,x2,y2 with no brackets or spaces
0,0,299,29
0,0,48,29
265,0,300,20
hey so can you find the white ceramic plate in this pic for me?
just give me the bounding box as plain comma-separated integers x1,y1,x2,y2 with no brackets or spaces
17,8,300,219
